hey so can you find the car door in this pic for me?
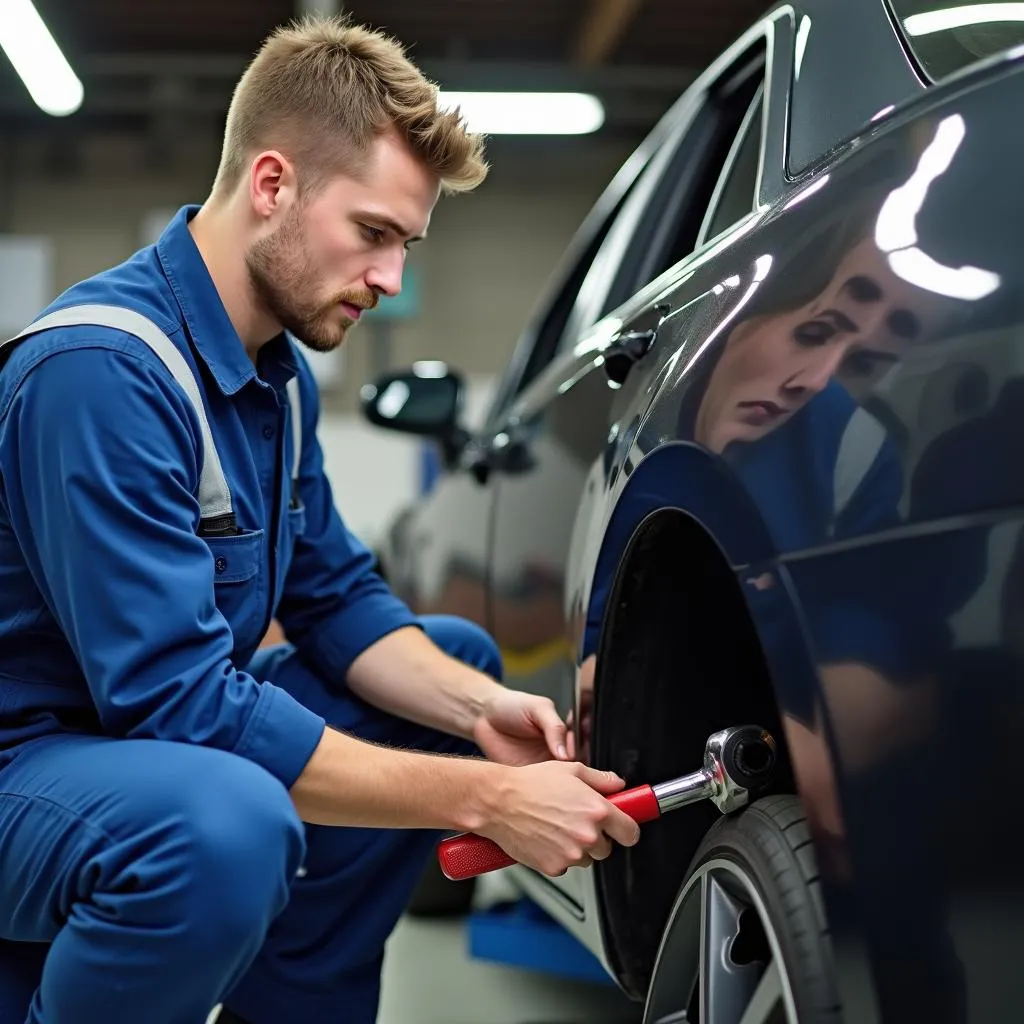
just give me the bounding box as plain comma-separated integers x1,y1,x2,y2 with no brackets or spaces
482,17,782,913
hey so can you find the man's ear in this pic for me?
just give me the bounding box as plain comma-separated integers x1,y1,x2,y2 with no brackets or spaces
249,151,298,221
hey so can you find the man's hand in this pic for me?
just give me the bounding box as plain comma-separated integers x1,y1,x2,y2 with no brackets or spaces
473,690,571,766
477,760,641,876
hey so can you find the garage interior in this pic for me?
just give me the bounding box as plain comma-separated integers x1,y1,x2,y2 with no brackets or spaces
1,2,776,1022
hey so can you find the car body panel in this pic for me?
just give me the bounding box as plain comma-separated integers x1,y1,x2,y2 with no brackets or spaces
547,51,1024,1016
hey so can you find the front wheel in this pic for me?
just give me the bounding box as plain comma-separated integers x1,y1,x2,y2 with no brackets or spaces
643,795,841,1024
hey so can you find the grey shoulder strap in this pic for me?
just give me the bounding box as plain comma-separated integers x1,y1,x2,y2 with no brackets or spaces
833,407,887,524
286,375,302,484
2,303,233,520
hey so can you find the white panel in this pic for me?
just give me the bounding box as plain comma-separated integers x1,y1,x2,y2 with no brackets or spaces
0,236,53,334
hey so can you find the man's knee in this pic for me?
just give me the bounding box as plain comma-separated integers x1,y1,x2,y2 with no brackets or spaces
419,615,503,681
110,744,305,949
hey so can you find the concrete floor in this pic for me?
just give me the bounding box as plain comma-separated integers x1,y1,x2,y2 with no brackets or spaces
377,912,642,1024
209,876,643,1023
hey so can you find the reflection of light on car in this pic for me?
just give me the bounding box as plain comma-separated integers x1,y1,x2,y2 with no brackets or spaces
674,255,774,378
904,4,1024,36
887,247,999,300
783,174,829,211
376,380,411,419
875,115,964,251
412,360,448,379
573,317,623,360
871,104,897,122
875,114,1000,299
795,15,812,78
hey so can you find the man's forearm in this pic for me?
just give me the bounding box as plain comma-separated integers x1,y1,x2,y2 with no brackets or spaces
291,722,501,829
345,625,505,740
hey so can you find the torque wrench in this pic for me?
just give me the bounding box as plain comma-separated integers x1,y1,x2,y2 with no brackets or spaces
438,724,777,881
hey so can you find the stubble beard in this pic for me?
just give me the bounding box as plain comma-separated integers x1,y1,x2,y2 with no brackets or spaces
245,207,362,353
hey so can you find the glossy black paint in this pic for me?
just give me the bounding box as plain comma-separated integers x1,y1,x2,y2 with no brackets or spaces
363,3,1024,1020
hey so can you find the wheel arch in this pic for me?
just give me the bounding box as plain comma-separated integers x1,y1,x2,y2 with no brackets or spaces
585,441,815,997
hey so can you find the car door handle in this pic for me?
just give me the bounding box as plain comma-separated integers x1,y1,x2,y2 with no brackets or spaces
461,429,535,485
603,329,657,385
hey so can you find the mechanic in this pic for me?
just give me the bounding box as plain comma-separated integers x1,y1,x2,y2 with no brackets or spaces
0,14,641,1024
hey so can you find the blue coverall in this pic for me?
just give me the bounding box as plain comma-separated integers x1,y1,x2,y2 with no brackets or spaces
0,204,496,1023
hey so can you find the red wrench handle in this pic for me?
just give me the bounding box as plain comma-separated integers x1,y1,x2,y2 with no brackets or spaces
438,783,660,881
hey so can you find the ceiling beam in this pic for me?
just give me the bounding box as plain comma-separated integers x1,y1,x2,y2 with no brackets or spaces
572,0,645,67
70,53,693,92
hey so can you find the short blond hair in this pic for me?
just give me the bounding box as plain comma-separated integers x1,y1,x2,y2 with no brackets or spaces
212,14,488,198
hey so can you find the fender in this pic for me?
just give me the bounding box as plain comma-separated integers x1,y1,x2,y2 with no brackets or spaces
569,428,832,995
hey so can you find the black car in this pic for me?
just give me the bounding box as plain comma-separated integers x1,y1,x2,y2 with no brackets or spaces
361,2,1024,1021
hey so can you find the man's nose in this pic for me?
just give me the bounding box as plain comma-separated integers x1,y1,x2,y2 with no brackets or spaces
365,250,405,298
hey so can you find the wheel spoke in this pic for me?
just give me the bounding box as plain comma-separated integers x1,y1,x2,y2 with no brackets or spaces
737,960,783,1024
699,873,763,1024
643,859,797,1024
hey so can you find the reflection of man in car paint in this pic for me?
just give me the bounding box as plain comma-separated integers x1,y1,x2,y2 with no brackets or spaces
693,236,940,456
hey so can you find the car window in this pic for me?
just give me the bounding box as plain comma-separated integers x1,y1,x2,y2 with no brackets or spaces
594,40,767,320
697,86,764,246
888,0,1024,81
486,33,767,417
482,153,649,423
510,194,629,396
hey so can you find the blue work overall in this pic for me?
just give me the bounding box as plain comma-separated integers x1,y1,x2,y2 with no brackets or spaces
0,206,495,1023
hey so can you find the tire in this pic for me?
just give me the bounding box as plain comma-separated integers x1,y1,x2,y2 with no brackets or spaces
643,795,841,1024
406,855,477,918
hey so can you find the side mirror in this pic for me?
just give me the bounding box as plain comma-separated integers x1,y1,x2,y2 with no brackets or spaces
360,363,469,461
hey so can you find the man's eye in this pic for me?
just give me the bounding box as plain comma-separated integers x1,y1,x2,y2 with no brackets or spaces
361,225,385,243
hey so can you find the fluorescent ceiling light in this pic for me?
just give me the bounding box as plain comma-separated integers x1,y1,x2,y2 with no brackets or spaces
0,0,82,116
904,4,1024,36
438,91,604,135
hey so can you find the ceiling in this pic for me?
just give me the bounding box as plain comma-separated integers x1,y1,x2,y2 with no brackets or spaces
4,0,773,139
30,0,770,65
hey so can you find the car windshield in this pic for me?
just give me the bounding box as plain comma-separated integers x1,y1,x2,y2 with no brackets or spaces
889,1,1024,80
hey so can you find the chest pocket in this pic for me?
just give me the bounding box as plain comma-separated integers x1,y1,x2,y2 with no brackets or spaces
205,528,267,654
3,305,304,641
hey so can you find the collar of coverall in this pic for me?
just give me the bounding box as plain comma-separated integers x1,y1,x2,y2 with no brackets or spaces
156,204,300,397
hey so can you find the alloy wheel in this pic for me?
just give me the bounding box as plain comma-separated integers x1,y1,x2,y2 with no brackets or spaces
643,857,799,1024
